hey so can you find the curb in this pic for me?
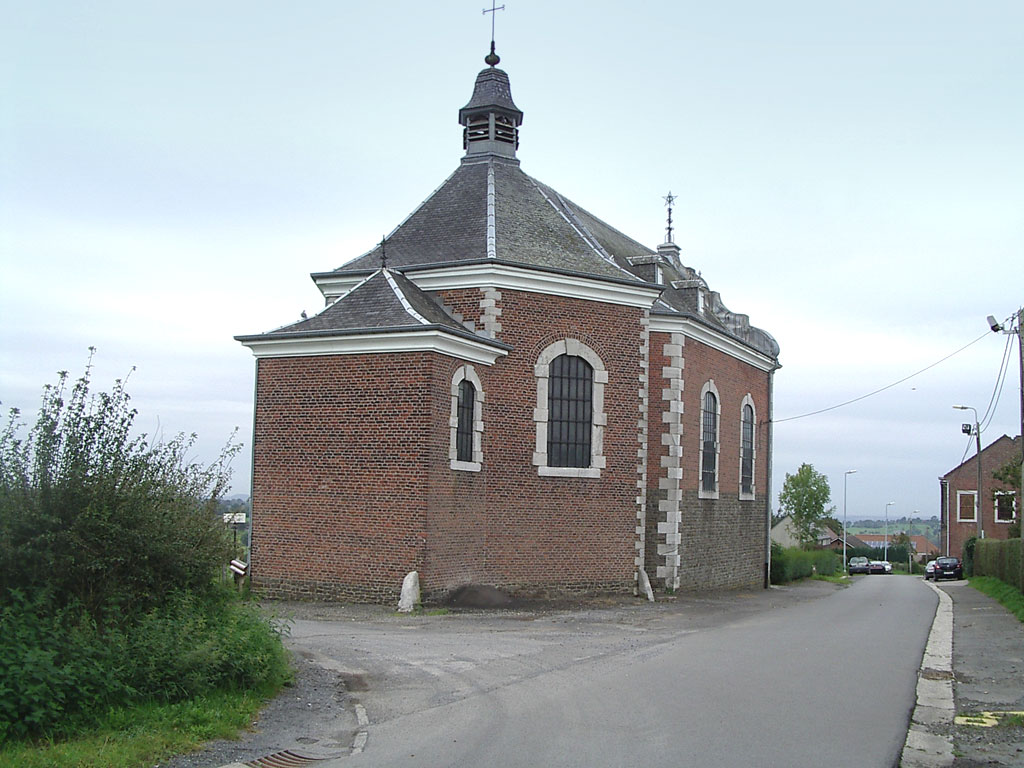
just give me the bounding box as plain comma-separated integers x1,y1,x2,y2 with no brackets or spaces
900,581,954,768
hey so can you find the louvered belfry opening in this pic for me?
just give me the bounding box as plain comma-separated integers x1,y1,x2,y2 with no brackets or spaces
459,55,523,159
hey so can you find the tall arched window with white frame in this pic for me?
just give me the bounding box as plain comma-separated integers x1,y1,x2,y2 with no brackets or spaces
740,398,756,499
699,381,720,498
449,365,484,472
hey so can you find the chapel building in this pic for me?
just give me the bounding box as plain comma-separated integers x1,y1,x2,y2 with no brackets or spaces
237,49,781,603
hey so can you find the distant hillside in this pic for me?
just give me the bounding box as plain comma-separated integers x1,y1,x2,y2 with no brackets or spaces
848,516,939,545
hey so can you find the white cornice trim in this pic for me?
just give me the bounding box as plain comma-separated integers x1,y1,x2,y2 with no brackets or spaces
405,262,661,309
239,329,508,366
649,315,776,371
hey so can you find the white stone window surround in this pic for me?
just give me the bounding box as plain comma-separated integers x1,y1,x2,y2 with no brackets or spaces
698,379,721,500
956,489,977,522
739,394,756,500
994,491,1017,522
449,365,484,472
533,339,607,478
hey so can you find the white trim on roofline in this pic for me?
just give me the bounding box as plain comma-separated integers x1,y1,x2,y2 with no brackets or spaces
382,269,430,325
239,329,508,365
649,315,776,371
405,262,661,309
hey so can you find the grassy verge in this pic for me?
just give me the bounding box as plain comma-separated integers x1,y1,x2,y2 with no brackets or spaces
0,681,284,768
969,576,1024,623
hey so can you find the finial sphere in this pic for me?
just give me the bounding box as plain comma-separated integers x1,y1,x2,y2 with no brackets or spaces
485,41,500,67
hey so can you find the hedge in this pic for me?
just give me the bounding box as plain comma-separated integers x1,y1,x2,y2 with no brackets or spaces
770,544,840,585
974,538,1022,592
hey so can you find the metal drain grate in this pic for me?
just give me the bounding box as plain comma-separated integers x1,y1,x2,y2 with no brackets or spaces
246,751,331,767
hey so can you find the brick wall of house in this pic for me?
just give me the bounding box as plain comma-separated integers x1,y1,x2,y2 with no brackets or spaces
250,354,433,603
941,435,1021,559
646,330,771,590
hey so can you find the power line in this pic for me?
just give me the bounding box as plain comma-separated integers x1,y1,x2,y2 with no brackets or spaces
772,331,991,424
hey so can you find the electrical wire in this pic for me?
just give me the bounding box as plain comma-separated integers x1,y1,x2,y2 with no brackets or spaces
979,332,1013,433
772,330,991,424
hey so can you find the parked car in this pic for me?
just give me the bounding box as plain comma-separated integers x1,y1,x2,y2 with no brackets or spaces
868,560,892,574
924,560,937,580
849,556,870,574
933,556,963,581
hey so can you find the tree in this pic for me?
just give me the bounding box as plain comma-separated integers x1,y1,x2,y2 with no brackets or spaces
778,463,835,548
992,455,1022,538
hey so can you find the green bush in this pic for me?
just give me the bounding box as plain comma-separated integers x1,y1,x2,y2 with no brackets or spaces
0,357,290,743
963,536,978,578
974,538,1022,592
770,545,840,584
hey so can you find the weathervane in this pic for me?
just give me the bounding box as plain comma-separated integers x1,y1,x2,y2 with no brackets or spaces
663,191,677,243
482,1,505,66
380,235,388,270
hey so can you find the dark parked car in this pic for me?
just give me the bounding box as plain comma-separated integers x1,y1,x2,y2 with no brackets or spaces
933,556,963,581
924,560,937,580
849,556,870,574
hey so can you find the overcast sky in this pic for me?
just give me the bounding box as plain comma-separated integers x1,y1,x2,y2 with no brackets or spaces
3,1,1021,523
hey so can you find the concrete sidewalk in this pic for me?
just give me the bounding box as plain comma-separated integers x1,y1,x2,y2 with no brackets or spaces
902,579,1024,768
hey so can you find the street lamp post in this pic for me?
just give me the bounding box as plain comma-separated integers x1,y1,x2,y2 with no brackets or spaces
843,470,857,573
953,404,983,540
885,501,895,561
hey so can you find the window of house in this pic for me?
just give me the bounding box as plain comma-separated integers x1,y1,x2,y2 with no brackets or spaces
740,399,755,499
995,491,1017,522
699,381,720,498
533,339,607,478
449,365,484,471
957,490,977,522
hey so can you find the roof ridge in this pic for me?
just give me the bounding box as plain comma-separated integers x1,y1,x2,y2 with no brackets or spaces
335,166,465,271
382,269,430,325
486,161,497,259
526,176,644,282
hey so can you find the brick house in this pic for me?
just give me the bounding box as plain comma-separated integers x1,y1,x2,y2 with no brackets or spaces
236,50,781,603
939,434,1021,558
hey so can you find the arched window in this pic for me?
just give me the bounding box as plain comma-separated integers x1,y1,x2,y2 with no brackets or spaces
456,379,475,463
547,354,593,468
741,401,755,498
449,365,484,471
533,339,607,478
699,381,720,498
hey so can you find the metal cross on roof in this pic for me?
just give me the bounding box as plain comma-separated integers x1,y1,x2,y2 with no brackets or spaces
663,191,677,243
482,2,505,66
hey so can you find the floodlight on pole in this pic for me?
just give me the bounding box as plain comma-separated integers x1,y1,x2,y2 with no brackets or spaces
953,404,983,540
987,309,1023,590
843,470,857,573
884,501,895,561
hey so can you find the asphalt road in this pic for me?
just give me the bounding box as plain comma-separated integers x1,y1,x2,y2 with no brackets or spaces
289,576,937,768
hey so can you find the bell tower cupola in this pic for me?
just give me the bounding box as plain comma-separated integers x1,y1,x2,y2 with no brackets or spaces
459,44,523,160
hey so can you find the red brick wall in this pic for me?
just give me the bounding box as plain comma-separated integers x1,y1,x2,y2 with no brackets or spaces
941,435,1021,559
251,354,433,602
424,288,644,598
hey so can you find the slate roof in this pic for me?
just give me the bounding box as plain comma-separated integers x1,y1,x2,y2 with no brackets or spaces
236,269,508,351
245,58,779,363
336,157,648,285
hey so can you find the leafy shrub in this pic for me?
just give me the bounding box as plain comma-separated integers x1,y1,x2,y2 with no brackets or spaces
963,536,978,578
770,545,840,584
0,357,290,743
974,538,1022,592
0,358,238,627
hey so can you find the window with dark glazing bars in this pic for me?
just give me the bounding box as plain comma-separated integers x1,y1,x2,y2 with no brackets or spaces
456,379,475,463
547,354,593,468
701,391,718,492
741,404,754,495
